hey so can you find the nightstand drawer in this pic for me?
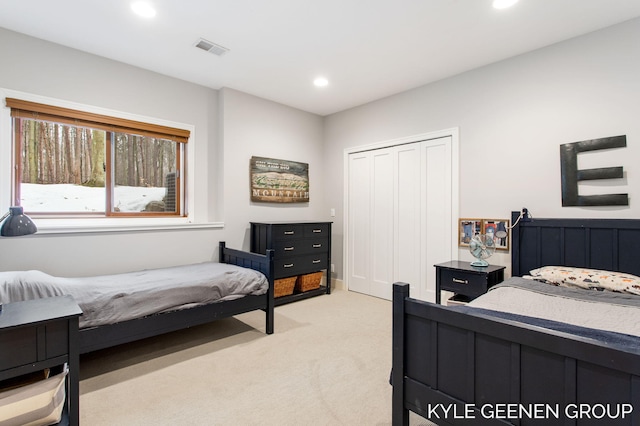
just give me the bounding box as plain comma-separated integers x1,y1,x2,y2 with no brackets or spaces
439,269,488,297
434,261,505,304
0,321,69,371
0,327,38,370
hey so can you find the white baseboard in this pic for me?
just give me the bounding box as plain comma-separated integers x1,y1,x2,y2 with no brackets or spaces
332,278,345,291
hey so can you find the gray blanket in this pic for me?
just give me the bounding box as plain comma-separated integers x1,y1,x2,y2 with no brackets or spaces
453,305,640,351
0,262,268,328
467,276,640,338
491,276,640,308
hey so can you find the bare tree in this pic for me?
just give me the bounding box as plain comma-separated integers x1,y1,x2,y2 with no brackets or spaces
83,129,105,187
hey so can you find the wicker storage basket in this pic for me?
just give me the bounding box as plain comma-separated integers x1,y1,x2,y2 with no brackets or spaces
295,272,323,292
274,276,297,298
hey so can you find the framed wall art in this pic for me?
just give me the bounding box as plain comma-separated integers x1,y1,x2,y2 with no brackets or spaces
482,219,510,250
458,218,482,247
250,156,309,203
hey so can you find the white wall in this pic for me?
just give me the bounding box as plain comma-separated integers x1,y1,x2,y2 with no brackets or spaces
0,28,325,276
2,18,639,279
324,18,640,278
219,88,327,251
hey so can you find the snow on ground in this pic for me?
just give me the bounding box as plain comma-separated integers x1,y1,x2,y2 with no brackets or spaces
21,183,166,212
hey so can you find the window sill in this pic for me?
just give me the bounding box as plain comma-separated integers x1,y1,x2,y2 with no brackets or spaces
29,218,224,235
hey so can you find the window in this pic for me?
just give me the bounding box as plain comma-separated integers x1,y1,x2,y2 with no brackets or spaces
7,98,189,217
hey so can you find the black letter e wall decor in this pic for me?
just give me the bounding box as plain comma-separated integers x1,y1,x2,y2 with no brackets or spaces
560,135,629,206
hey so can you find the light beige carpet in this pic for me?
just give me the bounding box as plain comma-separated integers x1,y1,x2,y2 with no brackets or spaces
79,289,435,425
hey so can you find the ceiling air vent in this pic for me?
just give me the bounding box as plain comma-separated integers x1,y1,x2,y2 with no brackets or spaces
194,38,229,56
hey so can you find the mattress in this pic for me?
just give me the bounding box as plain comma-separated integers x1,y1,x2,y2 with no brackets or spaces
467,276,640,337
0,262,268,328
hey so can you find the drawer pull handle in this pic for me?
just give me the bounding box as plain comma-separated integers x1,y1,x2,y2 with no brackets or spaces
312,244,322,248
284,263,294,268
284,231,295,235
313,229,322,233
452,278,468,284
312,259,321,264
284,247,295,251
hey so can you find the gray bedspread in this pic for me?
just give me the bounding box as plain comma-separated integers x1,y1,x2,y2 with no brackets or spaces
467,276,640,338
492,276,640,308
453,306,640,351
0,262,268,328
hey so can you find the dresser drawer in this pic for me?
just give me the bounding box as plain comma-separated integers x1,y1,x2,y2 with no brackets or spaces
273,237,329,257
439,269,488,298
271,224,304,240
302,223,330,238
274,254,328,278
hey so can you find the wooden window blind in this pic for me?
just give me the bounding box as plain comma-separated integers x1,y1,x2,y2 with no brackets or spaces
6,98,190,143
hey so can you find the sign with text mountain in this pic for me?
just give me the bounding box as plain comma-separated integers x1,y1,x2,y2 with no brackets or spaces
250,156,309,203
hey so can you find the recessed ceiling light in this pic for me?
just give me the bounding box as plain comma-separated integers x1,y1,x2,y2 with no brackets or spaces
313,77,329,88
131,1,156,18
493,0,519,9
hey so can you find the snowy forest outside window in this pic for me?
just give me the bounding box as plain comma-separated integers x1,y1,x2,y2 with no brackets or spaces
7,98,189,217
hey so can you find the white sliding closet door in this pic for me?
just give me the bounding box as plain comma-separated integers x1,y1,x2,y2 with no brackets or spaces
347,152,371,296
348,148,394,299
346,136,453,302
394,143,422,298
420,139,452,301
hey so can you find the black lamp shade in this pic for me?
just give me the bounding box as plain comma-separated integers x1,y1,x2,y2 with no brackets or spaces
1,206,37,237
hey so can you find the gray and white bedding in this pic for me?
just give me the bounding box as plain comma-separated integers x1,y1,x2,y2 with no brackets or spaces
466,276,640,338
0,262,268,329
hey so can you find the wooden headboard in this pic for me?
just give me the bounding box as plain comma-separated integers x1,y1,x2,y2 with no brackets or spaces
511,210,640,277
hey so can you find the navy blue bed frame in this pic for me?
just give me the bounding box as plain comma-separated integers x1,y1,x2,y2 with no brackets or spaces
78,242,274,354
511,211,640,278
392,212,640,425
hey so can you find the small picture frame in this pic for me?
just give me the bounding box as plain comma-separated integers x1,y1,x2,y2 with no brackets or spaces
458,219,482,247
483,219,510,250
